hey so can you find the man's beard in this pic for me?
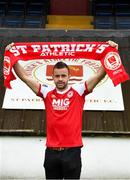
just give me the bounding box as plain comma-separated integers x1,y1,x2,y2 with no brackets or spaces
55,81,68,90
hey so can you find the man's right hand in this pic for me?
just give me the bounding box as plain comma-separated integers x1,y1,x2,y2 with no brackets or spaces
5,42,14,50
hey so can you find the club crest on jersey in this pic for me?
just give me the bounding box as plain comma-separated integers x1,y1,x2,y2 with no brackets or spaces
67,91,73,98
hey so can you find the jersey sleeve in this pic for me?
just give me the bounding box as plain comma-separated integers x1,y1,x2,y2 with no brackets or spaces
72,82,92,96
37,84,54,98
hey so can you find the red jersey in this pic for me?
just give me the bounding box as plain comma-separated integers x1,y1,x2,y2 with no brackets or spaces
37,82,90,147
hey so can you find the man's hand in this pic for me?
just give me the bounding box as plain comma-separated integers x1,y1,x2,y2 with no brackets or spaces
5,42,14,50
107,40,118,50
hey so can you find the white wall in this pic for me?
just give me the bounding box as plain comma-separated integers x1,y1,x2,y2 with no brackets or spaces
0,136,130,180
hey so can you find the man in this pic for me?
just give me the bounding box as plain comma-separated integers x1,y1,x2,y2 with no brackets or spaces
6,41,118,179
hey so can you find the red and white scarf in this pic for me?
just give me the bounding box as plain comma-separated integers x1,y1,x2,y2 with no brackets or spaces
3,42,129,88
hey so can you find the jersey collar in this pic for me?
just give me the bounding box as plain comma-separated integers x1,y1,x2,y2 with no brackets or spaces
56,86,70,94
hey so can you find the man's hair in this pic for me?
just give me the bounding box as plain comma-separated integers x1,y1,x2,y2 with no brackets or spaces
53,61,70,73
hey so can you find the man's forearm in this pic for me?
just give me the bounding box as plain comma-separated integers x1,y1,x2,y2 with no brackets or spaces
13,62,40,94
13,62,28,82
86,64,106,92
97,64,106,81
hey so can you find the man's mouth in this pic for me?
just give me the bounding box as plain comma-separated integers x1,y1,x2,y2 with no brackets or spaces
58,82,64,85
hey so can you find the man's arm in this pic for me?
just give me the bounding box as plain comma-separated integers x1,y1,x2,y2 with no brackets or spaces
86,40,118,92
7,40,118,93
13,62,40,94
5,43,40,94
86,64,106,92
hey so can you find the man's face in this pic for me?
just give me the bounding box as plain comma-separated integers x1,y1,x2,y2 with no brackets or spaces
52,67,70,91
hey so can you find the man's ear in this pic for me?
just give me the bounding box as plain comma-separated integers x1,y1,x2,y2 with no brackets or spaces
52,74,54,80
68,73,71,79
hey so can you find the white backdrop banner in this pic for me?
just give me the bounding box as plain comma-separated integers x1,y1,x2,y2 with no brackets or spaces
2,59,124,111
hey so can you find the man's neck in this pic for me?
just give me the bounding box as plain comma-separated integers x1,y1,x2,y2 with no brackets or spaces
56,86,70,94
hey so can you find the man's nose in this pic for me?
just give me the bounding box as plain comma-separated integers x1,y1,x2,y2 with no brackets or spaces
59,75,63,80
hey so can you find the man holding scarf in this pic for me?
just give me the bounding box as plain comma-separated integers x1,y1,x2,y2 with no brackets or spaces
5,41,119,179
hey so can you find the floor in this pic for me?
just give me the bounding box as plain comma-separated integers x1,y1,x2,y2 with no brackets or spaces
0,136,130,180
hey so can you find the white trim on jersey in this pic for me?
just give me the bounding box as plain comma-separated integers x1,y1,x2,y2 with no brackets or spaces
56,86,70,94
72,82,87,96
40,84,54,98
40,82,89,99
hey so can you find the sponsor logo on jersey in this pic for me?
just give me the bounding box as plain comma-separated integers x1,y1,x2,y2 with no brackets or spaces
52,98,70,110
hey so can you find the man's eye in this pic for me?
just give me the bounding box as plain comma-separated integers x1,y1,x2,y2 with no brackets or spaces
55,75,67,78
55,75,60,78
61,75,66,77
